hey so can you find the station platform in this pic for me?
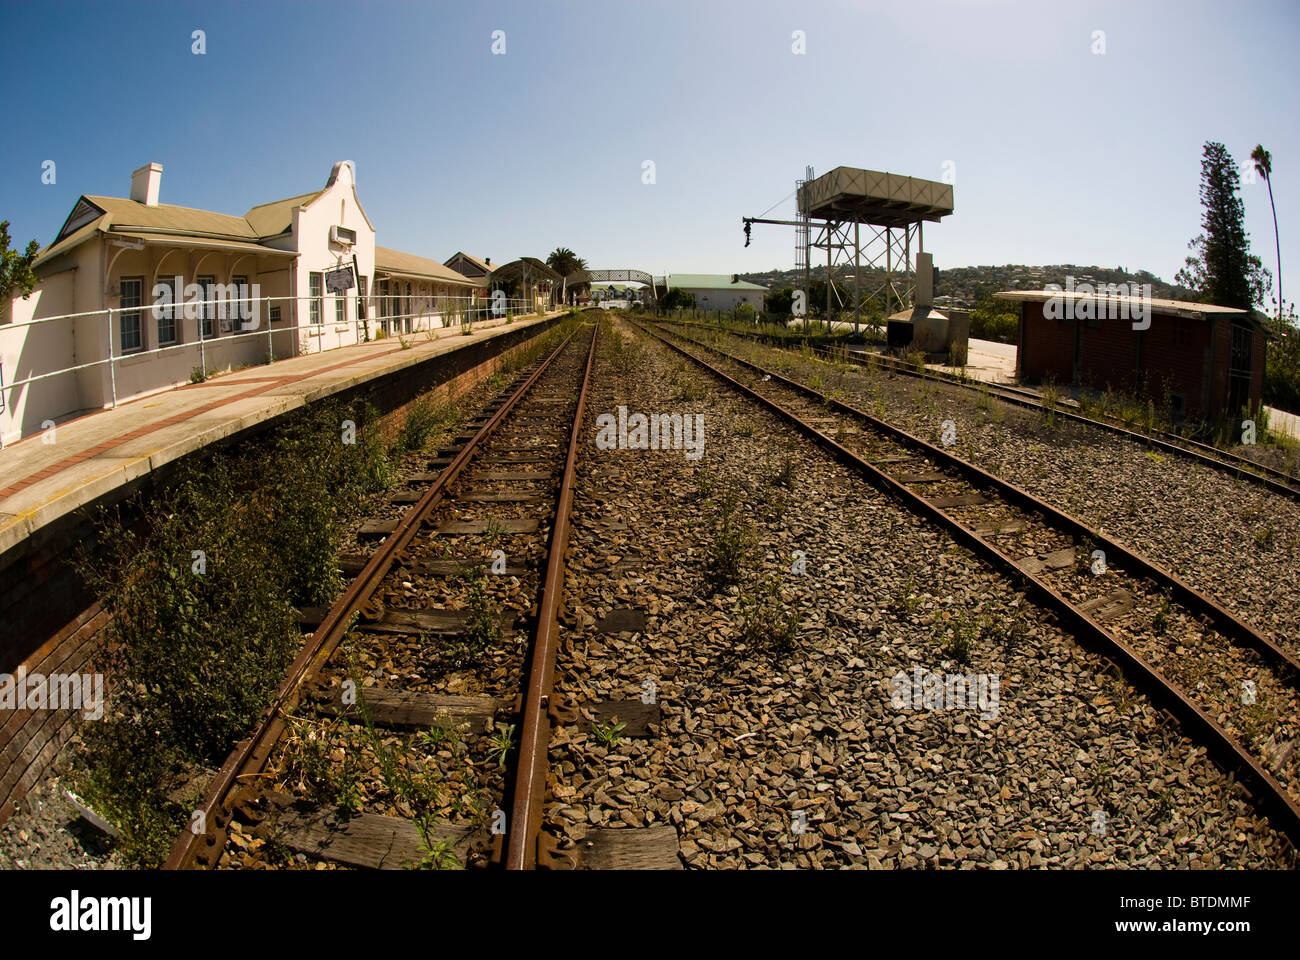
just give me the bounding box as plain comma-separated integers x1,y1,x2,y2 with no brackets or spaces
0,313,560,560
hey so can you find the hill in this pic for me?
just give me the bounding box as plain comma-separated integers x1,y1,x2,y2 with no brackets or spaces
740,263,1196,307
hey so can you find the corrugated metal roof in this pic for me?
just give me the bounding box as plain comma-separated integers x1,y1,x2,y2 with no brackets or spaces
666,274,768,291
375,246,477,286
84,196,259,238
244,190,322,237
994,289,1250,319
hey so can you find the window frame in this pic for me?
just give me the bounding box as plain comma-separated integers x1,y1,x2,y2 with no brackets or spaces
119,276,144,354
154,275,179,346
197,274,216,339
231,274,250,333
309,272,323,326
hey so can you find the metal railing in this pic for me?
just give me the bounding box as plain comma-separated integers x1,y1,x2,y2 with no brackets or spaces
0,292,545,446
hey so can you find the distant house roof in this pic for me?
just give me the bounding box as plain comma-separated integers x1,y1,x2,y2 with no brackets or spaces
375,246,477,286
667,274,767,291
994,289,1251,321
488,258,564,284
445,252,495,276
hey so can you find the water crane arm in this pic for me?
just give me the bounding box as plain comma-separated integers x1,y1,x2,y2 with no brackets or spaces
742,215,808,246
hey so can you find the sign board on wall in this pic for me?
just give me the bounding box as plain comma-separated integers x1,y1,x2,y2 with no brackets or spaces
325,266,355,294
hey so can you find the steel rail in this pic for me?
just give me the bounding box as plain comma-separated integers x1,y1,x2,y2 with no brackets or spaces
657,318,1300,500
505,324,598,869
635,320,1300,847
164,327,583,869
653,323,1300,681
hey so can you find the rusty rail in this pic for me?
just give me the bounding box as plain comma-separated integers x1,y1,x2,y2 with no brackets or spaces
164,327,584,869
505,324,598,869
636,320,1300,848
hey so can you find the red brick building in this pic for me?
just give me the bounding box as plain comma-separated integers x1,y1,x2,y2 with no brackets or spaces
994,290,1265,422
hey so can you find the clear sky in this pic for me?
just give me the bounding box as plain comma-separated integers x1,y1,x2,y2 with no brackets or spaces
2,0,1296,306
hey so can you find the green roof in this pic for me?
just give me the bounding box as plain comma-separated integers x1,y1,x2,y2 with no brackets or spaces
666,274,767,291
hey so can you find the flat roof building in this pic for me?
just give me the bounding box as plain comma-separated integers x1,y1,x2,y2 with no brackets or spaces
995,288,1264,421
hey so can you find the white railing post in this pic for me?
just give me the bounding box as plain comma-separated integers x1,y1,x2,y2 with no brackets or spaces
107,308,118,408
198,305,206,379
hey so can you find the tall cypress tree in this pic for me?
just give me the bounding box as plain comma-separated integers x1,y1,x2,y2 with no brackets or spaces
1175,141,1271,311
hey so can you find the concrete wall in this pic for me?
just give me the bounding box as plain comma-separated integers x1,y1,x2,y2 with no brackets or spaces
1,271,80,443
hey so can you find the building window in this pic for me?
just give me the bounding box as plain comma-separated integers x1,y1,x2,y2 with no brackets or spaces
231,274,250,333
309,272,323,326
197,275,216,338
120,277,143,353
336,290,345,325
357,276,368,321
155,275,178,346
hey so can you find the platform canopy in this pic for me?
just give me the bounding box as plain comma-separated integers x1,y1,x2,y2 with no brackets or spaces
798,166,954,227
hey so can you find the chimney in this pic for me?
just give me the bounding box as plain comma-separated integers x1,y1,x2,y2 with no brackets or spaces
914,252,934,307
130,162,163,206
732,274,739,284
485,257,491,266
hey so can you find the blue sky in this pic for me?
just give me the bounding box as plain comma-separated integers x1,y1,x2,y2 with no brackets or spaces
2,0,1296,306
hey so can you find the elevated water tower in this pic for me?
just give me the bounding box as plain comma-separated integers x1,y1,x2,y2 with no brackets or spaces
745,165,954,331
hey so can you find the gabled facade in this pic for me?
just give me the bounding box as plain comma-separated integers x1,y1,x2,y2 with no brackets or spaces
444,252,495,282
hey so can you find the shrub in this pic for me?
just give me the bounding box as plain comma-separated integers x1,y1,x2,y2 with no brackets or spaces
73,398,396,863
661,287,695,310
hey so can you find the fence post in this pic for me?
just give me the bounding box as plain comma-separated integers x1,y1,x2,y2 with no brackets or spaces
107,308,118,408
266,297,273,363
198,302,206,379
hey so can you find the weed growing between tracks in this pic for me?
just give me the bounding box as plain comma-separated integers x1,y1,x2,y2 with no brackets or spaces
72,400,394,863
706,492,759,584
737,576,800,652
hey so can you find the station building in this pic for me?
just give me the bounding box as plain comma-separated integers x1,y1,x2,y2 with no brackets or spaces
994,288,1265,421
0,161,486,443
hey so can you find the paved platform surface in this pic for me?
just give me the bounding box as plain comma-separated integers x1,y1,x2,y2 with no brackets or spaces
928,338,1018,383
0,313,560,559
1268,406,1300,441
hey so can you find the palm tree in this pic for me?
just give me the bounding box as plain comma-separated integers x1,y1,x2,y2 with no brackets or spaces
1252,144,1282,318
545,247,587,277
546,247,588,304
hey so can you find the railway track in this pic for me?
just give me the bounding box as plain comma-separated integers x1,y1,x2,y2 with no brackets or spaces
165,322,599,870
658,318,1300,500
636,319,1300,848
